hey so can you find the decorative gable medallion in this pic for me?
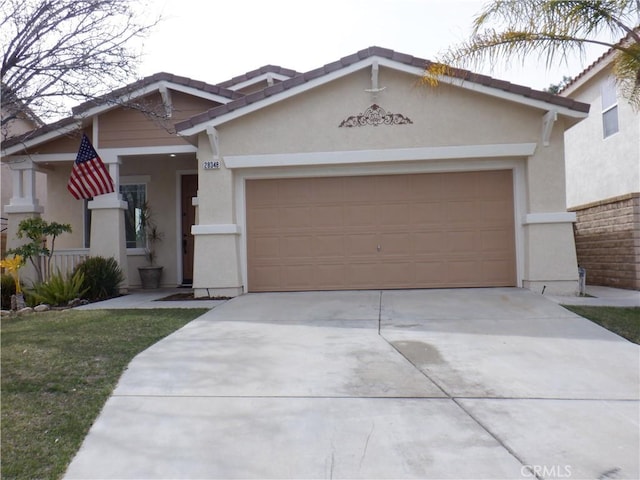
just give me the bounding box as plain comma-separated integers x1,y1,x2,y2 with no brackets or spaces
339,104,413,128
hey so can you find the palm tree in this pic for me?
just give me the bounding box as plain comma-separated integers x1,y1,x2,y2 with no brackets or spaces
426,0,640,107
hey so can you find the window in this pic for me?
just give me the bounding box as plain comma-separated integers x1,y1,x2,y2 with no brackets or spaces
83,183,147,249
601,77,619,138
120,184,146,248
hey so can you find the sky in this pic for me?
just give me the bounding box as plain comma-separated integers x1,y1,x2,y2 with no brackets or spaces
137,0,609,92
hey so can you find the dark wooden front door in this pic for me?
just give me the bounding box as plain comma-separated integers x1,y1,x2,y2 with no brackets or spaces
181,174,198,284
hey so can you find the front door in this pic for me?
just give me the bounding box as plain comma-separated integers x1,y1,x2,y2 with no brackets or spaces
181,174,198,285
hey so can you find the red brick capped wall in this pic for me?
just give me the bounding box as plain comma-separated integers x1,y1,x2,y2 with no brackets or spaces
570,193,640,290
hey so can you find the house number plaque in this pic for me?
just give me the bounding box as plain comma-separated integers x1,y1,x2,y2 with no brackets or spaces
203,160,221,170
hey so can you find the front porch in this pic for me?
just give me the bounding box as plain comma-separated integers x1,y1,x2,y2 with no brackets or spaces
3,150,199,290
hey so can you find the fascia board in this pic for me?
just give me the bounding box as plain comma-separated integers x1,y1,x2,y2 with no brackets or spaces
224,143,538,169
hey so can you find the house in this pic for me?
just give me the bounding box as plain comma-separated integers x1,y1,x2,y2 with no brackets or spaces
560,33,640,290
1,47,589,296
1,95,46,256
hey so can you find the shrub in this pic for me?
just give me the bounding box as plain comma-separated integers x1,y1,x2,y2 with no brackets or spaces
73,256,124,302
1,273,16,310
29,270,88,307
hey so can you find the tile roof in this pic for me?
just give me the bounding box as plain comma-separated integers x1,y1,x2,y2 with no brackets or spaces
560,28,640,95
72,72,244,115
1,115,78,150
215,65,301,89
175,46,590,133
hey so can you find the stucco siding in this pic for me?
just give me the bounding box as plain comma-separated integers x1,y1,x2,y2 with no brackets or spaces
564,68,640,208
218,68,541,156
45,165,85,249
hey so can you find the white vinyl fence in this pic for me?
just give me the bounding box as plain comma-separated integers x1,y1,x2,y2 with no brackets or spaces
42,249,90,280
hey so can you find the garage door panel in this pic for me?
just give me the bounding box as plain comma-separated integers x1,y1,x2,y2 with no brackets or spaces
446,231,479,253
313,235,345,257
246,171,516,292
345,205,378,226
280,207,313,228
379,233,412,255
481,229,515,251
313,205,344,227
282,264,315,289
343,177,375,202
447,201,478,223
316,264,347,288
279,180,313,203
251,265,282,290
248,207,280,229
282,236,315,258
410,202,446,225
413,232,447,253
249,236,280,259
377,204,411,226
346,234,379,256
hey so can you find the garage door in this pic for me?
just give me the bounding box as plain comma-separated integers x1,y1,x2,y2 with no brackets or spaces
246,170,516,292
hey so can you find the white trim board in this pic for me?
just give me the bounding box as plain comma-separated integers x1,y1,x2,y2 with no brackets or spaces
223,143,537,169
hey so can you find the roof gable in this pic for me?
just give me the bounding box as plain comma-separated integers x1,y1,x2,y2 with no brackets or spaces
2,73,243,154
176,46,590,135
215,65,300,92
560,29,639,97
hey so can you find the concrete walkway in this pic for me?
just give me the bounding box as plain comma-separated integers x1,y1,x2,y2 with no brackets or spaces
64,288,639,479
547,285,640,307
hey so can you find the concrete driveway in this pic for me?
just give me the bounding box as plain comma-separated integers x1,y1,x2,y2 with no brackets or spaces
64,288,639,479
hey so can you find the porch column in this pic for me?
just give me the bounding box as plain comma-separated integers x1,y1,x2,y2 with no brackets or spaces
4,160,45,283
88,158,129,291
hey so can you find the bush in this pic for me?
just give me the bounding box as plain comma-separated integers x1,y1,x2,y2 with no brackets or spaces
1,273,16,310
29,270,88,307
73,256,124,302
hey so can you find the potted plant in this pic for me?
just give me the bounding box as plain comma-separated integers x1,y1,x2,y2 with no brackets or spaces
137,203,164,288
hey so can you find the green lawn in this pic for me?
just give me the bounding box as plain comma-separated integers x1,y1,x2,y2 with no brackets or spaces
1,308,209,480
563,306,640,344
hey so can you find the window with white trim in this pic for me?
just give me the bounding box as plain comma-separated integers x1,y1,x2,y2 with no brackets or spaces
601,77,619,138
83,183,147,249
120,183,147,248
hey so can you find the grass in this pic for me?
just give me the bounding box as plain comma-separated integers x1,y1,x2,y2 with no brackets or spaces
1,308,209,480
563,306,640,344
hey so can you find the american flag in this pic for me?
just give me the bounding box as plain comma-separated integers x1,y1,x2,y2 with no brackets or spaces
67,134,114,200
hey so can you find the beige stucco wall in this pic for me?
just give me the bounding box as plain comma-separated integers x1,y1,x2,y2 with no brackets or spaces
218,69,541,155
564,68,640,208
192,65,580,296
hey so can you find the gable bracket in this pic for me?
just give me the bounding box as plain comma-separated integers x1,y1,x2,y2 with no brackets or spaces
206,125,220,160
542,109,557,147
364,60,386,98
159,84,173,118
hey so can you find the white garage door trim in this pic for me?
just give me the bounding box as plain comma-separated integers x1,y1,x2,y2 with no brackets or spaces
234,156,527,294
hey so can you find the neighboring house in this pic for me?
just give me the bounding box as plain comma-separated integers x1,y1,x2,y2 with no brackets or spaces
1,47,589,296
1,96,46,256
561,34,640,290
